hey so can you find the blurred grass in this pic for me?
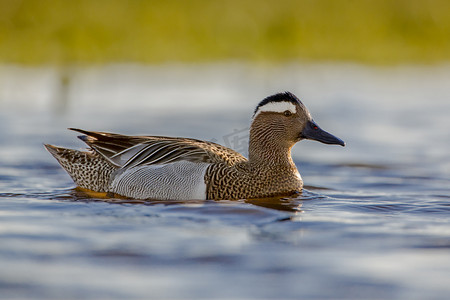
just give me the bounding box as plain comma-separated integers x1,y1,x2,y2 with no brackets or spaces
0,0,449,65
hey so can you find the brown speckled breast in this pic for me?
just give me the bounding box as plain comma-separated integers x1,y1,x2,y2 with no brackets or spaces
205,162,303,200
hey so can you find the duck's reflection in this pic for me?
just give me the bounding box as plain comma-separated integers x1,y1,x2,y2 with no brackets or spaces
70,188,304,213
243,192,303,212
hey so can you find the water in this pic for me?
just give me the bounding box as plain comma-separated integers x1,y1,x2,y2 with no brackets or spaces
1,63,449,299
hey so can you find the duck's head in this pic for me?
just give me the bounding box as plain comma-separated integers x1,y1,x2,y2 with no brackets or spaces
252,92,345,148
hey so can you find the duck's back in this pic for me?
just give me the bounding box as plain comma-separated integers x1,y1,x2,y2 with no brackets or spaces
46,129,248,200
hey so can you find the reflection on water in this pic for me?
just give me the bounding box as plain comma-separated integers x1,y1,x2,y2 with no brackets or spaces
72,188,304,213
1,64,450,300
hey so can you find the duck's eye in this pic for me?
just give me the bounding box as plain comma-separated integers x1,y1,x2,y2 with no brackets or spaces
283,110,292,117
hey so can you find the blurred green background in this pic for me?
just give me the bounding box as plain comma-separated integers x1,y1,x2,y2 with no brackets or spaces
0,0,449,65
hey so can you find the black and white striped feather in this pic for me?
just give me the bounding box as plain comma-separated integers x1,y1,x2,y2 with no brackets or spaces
70,128,247,169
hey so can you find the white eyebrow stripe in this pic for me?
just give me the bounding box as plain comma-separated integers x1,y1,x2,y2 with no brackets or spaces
253,101,297,119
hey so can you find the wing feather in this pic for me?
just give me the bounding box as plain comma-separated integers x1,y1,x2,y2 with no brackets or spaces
69,128,247,168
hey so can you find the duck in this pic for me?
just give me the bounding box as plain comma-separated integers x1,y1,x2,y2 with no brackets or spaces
45,92,344,200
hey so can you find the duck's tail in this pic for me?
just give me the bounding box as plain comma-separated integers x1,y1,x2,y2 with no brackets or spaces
44,144,117,192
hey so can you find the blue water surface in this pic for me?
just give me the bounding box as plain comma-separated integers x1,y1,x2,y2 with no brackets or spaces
0,64,449,299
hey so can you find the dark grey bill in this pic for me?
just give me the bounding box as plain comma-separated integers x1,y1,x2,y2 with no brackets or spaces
301,120,345,146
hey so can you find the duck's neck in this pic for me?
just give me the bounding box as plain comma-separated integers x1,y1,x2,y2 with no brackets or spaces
247,125,296,169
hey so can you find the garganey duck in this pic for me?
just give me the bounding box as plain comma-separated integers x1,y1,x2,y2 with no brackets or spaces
45,92,344,200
